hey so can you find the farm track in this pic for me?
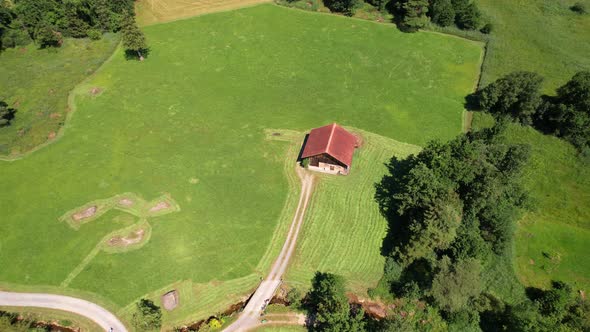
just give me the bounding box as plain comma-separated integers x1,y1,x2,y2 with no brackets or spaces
223,166,314,332
0,291,127,332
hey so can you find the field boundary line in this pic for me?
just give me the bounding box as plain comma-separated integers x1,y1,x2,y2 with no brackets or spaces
0,41,122,162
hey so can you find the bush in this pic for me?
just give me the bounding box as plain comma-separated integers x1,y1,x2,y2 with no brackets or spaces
87,29,102,40
302,157,310,168
480,23,493,34
1,27,31,48
323,0,359,16
571,2,587,14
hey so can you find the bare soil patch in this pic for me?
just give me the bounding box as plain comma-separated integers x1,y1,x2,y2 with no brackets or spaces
118,198,134,207
89,87,103,96
161,290,179,311
47,132,56,140
107,229,145,247
150,201,171,212
49,113,61,119
72,206,97,221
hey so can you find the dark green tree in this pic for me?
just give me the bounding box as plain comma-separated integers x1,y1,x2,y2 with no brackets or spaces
430,0,455,27
474,71,544,125
455,2,480,30
0,100,15,127
121,11,148,60
324,0,359,16
35,22,62,48
396,0,430,32
307,272,366,331
535,71,590,150
132,299,162,331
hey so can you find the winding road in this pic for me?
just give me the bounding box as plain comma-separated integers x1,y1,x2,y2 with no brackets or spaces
223,167,315,332
0,291,127,332
0,167,313,332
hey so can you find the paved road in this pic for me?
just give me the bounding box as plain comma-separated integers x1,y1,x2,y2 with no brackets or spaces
223,167,314,332
0,291,127,332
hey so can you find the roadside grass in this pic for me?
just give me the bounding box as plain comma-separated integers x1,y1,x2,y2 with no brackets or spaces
0,306,102,332
255,326,307,332
472,112,590,294
286,130,421,295
0,3,481,325
478,0,590,91
0,34,119,156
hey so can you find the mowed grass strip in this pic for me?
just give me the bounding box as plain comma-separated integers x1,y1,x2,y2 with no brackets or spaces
286,130,420,295
0,34,119,156
0,4,481,311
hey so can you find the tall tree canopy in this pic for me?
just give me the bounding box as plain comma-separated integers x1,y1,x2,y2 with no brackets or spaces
121,11,148,60
132,299,162,331
536,71,590,151
395,0,430,32
430,0,455,27
473,71,544,125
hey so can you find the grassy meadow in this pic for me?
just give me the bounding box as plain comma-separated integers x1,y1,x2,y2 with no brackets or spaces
472,0,590,293
0,34,119,157
286,130,420,295
0,4,481,325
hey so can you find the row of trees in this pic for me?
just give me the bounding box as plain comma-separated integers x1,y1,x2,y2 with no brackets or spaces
394,0,486,32
472,71,590,153
0,0,134,49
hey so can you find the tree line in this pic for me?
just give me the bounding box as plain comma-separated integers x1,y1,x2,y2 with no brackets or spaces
0,0,147,59
470,71,590,156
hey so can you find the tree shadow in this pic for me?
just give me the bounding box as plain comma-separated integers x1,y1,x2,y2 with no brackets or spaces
464,92,481,111
374,155,415,257
124,48,150,61
0,100,17,127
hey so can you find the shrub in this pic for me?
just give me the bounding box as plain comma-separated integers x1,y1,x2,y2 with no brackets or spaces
87,29,102,40
431,0,455,27
323,0,359,16
302,157,310,168
480,23,493,34
571,2,587,14
1,27,31,48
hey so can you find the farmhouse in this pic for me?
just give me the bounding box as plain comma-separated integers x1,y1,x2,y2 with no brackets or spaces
301,123,358,175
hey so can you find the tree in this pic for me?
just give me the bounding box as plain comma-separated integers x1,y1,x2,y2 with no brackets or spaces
0,100,15,127
324,0,359,16
571,2,587,14
430,0,455,27
474,71,544,125
455,2,480,30
121,11,148,60
535,71,590,150
132,299,162,331
35,22,62,48
307,272,366,331
396,0,430,32
428,256,483,313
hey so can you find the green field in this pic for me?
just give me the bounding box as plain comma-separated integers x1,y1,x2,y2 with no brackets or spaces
1,306,102,332
286,130,420,295
472,0,590,293
478,0,590,90
0,34,119,157
0,4,481,326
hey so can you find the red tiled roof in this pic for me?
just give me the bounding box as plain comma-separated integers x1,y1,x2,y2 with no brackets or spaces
301,123,357,168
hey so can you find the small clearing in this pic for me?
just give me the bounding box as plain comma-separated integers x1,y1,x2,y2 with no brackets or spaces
118,198,134,207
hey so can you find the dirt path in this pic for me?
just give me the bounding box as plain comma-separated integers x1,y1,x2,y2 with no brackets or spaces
0,291,127,332
223,166,314,332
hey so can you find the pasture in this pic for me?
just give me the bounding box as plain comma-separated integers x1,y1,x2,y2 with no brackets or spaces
0,4,481,326
0,34,119,157
286,130,420,295
473,0,590,293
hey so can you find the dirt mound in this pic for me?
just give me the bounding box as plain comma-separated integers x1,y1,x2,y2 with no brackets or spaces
150,201,170,212
107,229,145,247
89,87,103,95
118,198,134,207
162,290,179,311
72,206,97,221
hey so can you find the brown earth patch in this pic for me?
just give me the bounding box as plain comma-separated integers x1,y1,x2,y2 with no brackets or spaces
347,293,387,319
47,131,57,140
89,87,103,96
150,201,170,212
162,290,179,311
118,198,134,207
72,206,97,221
107,229,145,247
49,112,61,119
